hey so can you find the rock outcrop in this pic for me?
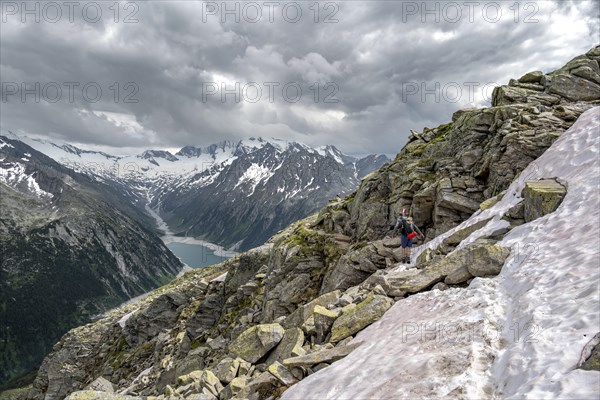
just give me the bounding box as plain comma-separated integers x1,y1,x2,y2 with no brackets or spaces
21,46,600,400
522,179,567,222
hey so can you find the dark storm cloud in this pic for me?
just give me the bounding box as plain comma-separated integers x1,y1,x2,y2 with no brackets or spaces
0,0,598,156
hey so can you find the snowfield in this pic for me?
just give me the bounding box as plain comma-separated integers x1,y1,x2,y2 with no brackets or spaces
282,107,600,400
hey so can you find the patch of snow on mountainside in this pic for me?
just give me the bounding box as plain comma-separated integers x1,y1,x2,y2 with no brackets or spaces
0,161,54,199
235,163,275,195
282,107,600,400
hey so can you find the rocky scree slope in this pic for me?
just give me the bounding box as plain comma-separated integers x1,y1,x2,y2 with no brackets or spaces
0,138,183,388
22,46,600,400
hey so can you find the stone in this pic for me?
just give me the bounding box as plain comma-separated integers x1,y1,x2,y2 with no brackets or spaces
265,327,305,365
313,305,340,343
186,394,217,400
229,323,285,363
267,361,298,385
214,357,240,384
246,372,280,398
178,370,204,386
439,218,491,253
436,191,481,214
199,370,224,398
579,333,600,371
312,363,330,372
387,243,508,293
283,342,362,368
466,245,511,277
220,376,250,400
432,282,449,291
479,192,505,211
300,315,316,336
382,237,402,248
330,294,393,343
518,70,544,84
282,291,341,330
85,377,115,393
548,74,600,101
66,391,141,400
444,264,473,285
522,179,567,222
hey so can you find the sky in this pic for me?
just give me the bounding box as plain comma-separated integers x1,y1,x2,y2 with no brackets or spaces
0,0,599,157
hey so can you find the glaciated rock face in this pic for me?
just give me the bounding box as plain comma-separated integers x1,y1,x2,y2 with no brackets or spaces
522,179,567,222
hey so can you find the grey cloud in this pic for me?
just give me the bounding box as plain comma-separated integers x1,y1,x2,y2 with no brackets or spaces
0,0,598,157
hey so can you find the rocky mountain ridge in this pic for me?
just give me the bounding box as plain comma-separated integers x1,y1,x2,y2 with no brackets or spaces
13,46,600,400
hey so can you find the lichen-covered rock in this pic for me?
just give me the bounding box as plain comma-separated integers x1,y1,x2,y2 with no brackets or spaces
220,376,250,400
265,327,305,365
313,306,340,343
65,391,140,400
84,377,115,393
466,245,511,277
267,362,298,386
282,342,362,368
330,294,393,343
282,291,341,330
522,179,567,222
228,324,285,363
214,357,240,384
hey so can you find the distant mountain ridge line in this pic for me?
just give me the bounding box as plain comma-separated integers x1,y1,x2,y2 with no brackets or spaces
1,130,391,251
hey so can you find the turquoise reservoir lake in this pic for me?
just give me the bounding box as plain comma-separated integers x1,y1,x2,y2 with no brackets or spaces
165,241,229,269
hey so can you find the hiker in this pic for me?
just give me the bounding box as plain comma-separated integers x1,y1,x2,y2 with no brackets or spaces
392,213,424,264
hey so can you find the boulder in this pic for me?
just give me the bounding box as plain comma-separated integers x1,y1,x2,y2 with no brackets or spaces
548,74,600,101
439,218,491,253
199,370,224,398
313,305,340,343
518,70,544,84
214,357,240,384
229,324,285,363
267,361,298,385
283,342,362,368
246,372,280,398
382,237,402,248
466,245,511,277
444,264,473,285
282,291,341,329
220,376,250,400
84,377,115,393
66,391,140,400
522,179,567,222
436,190,481,215
265,327,305,365
330,294,393,343
479,191,505,211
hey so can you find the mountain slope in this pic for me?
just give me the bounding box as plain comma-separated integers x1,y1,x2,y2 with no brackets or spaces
20,47,600,400
158,139,389,250
0,137,183,387
283,106,600,400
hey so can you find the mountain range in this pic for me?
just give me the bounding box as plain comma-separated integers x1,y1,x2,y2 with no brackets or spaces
6,134,390,251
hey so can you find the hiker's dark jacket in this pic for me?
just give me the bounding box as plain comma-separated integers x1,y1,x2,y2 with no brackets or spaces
393,216,423,237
